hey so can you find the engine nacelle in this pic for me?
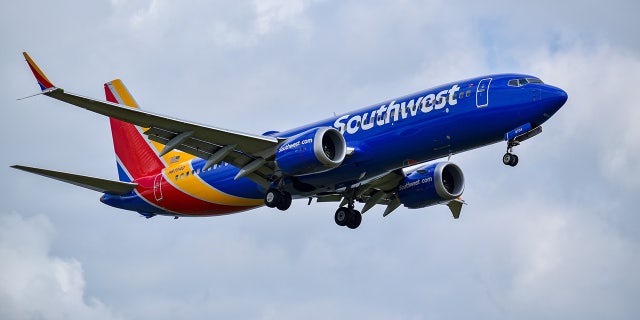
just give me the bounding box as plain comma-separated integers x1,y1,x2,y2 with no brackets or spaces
397,162,465,209
275,127,347,176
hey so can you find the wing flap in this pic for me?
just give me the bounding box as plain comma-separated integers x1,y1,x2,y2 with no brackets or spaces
145,127,275,183
12,165,137,195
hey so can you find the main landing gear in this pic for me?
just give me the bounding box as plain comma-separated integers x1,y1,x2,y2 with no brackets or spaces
334,207,362,229
264,184,363,229
503,139,519,167
333,192,362,229
264,188,292,211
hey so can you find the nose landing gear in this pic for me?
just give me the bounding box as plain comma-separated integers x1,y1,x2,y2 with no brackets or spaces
501,125,543,167
503,139,520,167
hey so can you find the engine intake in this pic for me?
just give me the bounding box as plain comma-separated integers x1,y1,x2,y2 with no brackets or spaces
397,162,465,209
275,127,347,176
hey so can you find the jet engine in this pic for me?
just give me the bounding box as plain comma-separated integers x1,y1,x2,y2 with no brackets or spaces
275,127,347,176
397,162,465,208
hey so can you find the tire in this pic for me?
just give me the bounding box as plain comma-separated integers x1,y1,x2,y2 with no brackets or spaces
346,209,362,229
276,191,292,211
264,189,280,208
334,207,349,226
502,153,513,166
509,154,519,167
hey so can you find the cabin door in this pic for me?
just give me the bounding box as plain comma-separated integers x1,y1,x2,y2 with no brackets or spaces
153,174,164,202
476,78,492,108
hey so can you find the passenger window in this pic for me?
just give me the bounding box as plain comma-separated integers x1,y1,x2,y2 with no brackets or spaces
186,172,189,177
466,90,471,97
175,175,178,181
459,92,464,99
180,173,184,179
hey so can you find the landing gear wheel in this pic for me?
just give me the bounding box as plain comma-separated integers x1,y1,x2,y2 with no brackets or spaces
264,189,281,208
503,153,519,167
265,189,292,210
334,207,350,226
503,153,513,165
346,209,362,229
276,191,292,211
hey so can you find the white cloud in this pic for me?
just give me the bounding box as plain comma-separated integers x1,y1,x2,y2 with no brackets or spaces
253,0,313,36
527,43,640,194
0,213,120,320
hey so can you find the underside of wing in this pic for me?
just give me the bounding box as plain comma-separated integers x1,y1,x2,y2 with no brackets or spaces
22,53,283,189
43,89,280,187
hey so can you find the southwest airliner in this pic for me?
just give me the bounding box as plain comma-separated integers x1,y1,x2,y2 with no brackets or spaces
13,52,567,229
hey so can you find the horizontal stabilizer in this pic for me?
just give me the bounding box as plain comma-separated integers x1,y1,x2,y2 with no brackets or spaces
12,165,137,195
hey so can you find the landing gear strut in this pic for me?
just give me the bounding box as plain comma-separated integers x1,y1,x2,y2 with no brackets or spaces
264,188,292,211
334,191,362,229
503,139,519,167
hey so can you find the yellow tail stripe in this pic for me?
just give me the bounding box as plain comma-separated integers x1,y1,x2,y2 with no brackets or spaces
163,161,263,206
110,79,139,108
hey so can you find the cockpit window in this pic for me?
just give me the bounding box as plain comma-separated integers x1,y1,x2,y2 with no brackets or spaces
508,78,544,87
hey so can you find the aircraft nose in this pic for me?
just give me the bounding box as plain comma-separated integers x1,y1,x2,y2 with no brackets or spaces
546,86,568,108
539,86,568,116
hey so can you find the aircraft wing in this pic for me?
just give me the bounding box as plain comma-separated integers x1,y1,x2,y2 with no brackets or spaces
12,165,137,195
22,52,280,188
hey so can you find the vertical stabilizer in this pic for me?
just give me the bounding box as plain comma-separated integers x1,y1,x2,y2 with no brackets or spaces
104,80,166,181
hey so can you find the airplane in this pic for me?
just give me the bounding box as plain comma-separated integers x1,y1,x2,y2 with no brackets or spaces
13,52,567,229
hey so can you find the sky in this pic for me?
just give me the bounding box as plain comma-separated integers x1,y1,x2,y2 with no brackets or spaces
1,0,639,319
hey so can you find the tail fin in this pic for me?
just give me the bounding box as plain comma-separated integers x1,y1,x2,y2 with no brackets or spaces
104,80,166,181
104,80,194,181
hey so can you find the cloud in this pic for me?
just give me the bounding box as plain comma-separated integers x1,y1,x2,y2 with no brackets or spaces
500,196,640,319
2,0,640,319
253,0,314,35
0,213,120,320
528,44,640,194
106,0,316,48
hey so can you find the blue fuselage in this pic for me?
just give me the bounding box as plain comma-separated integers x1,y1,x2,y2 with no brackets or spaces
191,73,567,199
276,74,565,194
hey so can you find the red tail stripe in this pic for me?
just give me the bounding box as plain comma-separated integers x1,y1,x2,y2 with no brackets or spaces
135,176,254,215
105,84,164,180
